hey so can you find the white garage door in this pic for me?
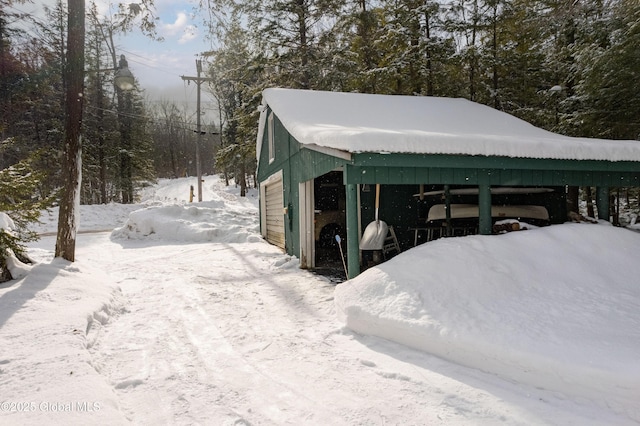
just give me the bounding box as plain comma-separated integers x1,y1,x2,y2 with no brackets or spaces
264,179,285,249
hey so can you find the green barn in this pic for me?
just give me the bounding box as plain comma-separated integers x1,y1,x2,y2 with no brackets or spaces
256,88,640,279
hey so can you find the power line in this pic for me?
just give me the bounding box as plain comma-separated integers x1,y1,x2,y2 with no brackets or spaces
85,105,220,135
118,49,184,78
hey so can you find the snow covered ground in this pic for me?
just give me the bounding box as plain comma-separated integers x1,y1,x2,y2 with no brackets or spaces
1,176,639,425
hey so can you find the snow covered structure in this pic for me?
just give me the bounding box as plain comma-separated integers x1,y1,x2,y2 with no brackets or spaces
256,88,640,278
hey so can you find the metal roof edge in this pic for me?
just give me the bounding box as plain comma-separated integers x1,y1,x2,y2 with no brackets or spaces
303,144,352,162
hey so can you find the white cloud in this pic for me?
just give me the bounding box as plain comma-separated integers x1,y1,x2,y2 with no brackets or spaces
178,25,199,44
160,12,199,44
161,12,189,37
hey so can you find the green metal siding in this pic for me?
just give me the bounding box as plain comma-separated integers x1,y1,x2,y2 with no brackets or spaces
257,110,290,182
353,153,640,172
257,111,294,255
346,153,640,187
346,165,640,187
257,109,349,257
258,109,349,183
290,147,348,183
286,148,349,257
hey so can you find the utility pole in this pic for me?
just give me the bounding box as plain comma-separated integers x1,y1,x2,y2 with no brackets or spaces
181,59,213,202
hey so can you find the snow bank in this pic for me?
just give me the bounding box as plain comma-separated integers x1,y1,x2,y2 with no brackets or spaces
1,212,32,279
0,211,15,230
112,178,260,243
0,259,126,424
111,202,260,243
4,251,32,279
32,203,139,235
334,223,640,421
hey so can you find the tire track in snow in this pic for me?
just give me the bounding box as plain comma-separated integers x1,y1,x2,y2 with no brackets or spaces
87,240,350,424
80,233,598,425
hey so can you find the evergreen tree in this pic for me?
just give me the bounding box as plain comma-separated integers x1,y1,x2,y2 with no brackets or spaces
116,84,156,203
327,0,387,93
577,0,640,140
374,0,457,96
493,0,553,126
445,0,484,101
128,89,156,191
244,0,343,90
209,16,263,195
83,11,120,204
87,3,158,204
0,149,55,281
0,1,65,180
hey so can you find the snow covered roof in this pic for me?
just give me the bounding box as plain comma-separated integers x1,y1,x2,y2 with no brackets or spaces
259,88,640,162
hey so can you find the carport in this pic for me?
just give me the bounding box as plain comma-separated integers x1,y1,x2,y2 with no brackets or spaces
256,88,640,278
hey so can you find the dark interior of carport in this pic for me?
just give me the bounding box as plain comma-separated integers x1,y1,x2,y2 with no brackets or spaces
338,152,640,278
313,174,564,274
357,183,565,246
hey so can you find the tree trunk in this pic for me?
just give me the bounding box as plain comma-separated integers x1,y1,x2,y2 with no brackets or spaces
424,6,433,96
55,0,85,261
0,16,7,127
239,159,247,197
585,186,595,218
296,0,309,89
491,3,500,110
169,136,178,178
566,185,579,214
95,41,107,204
468,5,478,101
612,189,620,226
119,90,133,203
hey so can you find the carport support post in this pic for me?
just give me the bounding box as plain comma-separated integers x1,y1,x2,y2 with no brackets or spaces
345,183,360,279
478,184,492,235
596,187,610,221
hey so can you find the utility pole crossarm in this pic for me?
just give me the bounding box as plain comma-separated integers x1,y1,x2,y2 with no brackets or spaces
180,76,215,83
